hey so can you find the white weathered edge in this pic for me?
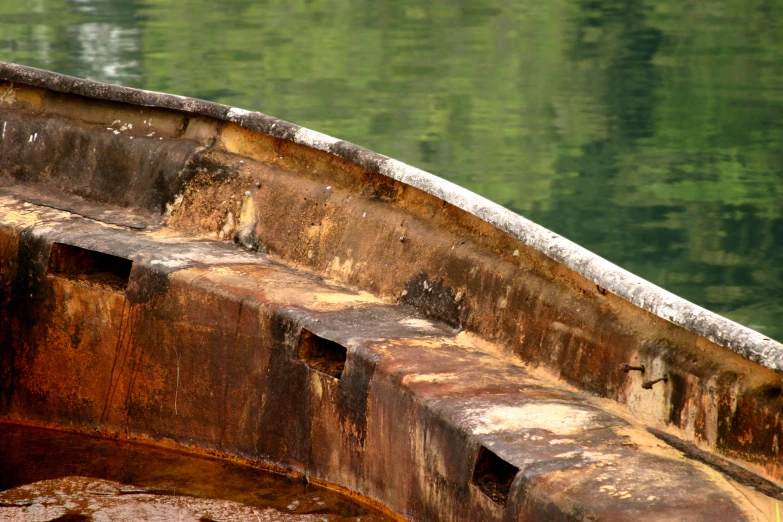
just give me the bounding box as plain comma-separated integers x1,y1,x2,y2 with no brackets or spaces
272,121,783,373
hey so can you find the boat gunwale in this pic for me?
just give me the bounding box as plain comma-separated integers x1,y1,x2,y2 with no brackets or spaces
1,60,780,374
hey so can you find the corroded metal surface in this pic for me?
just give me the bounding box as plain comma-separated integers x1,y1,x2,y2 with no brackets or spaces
1,64,783,520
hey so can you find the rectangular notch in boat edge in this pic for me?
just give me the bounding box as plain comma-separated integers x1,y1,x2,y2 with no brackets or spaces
46,243,133,293
471,445,519,507
298,329,347,380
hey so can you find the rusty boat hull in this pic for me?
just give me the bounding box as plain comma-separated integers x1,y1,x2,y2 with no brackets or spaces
1,63,782,521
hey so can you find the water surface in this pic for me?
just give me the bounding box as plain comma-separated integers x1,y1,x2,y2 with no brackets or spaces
1,0,781,339
0,422,388,521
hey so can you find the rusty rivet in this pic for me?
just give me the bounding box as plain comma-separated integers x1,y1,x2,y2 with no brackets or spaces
255,182,261,188
642,376,668,390
399,236,405,243
620,363,645,374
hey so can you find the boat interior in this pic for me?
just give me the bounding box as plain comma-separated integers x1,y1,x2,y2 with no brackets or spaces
1,63,783,521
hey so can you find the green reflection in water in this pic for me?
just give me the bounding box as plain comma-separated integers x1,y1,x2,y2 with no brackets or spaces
1,0,782,340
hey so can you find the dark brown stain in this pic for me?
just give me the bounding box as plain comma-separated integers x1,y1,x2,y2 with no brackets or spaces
649,428,783,501
337,345,378,444
0,108,203,214
668,372,688,426
2,230,54,414
360,173,401,202
401,272,465,329
256,312,313,468
126,264,170,305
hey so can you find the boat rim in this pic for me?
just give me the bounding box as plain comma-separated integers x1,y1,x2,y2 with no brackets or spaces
1,60,780,374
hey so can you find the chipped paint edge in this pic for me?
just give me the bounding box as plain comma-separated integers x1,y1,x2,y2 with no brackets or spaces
1,61,781,373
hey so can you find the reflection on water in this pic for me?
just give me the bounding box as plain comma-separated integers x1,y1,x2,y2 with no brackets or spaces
1,0,782,340
0,422,388,521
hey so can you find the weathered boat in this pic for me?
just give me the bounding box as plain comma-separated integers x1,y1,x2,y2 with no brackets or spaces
1,62,782,521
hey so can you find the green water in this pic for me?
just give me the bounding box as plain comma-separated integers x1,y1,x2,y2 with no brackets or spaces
1,0,782,341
